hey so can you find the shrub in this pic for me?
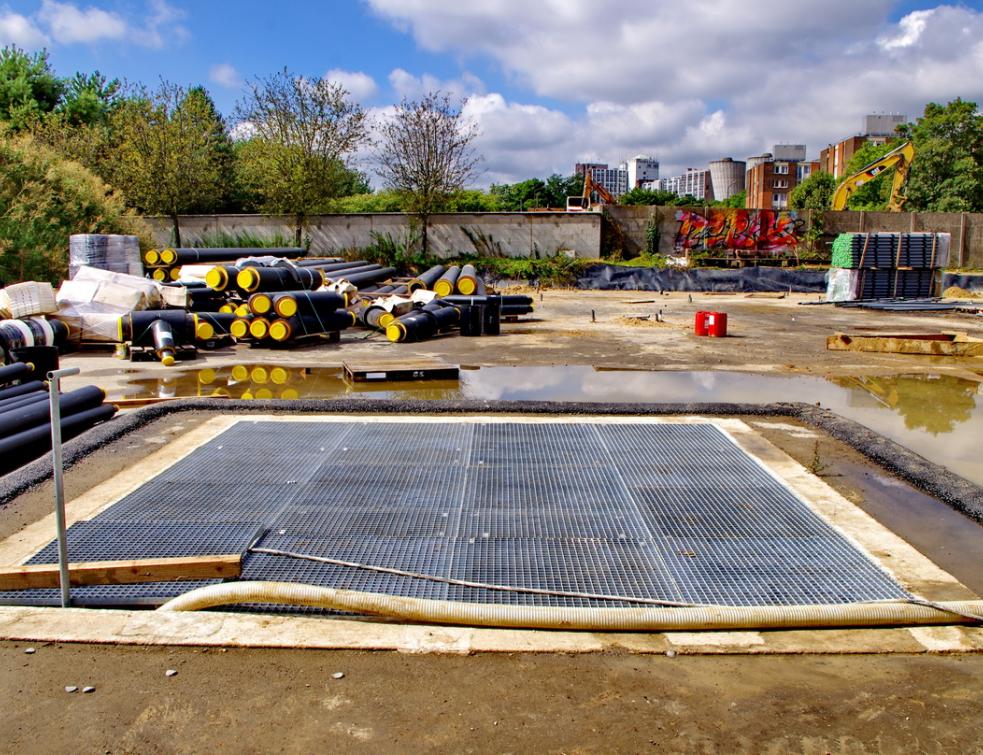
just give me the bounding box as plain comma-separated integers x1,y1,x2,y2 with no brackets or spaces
0,134,152,284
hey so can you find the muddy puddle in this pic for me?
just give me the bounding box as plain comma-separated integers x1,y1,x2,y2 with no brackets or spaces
113,365,983,485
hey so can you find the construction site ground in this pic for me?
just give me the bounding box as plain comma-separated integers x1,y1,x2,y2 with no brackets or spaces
2,290,982,752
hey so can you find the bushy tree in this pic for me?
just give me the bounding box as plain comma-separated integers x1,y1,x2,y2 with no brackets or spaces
790,171,836,210
0,47,64,130
0,134,151,284
620,187,677,206
110,82,230,245
900,98,983,212
375,91,480,254
56,71,121,126
235,68,369,244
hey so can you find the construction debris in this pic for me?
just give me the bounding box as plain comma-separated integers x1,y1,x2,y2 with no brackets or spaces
826,332,983,357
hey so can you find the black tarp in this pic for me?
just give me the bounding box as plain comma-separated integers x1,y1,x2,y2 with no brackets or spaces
576,265,829,292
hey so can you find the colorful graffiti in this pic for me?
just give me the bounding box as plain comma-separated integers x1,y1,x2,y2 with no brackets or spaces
674,209,805,255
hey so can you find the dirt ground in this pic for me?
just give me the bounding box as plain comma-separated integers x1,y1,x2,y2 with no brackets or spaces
56,291,983,396
2,644,982,754
2,290,982,752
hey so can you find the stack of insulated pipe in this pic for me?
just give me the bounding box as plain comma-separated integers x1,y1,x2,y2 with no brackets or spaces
407,265,445,292
438,294,534,318
0,318,70,365
242,290,353,345
235,265,325,296
0,365,117,476
385,302,460,343
120,310,208,366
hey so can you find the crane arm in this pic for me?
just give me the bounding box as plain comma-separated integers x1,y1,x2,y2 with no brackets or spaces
831,141,915,211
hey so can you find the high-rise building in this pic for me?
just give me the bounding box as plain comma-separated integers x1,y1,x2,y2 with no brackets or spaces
819,114,908,179
574,162,607,177
590,163,629,198
745,146,817,209
627,155,659,188
709,158,746,201
646,168,714,201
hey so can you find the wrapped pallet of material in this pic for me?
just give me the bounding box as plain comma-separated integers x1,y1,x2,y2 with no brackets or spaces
0,282,57,318
69,234,143,278
62,266,163,310
825,268,861,302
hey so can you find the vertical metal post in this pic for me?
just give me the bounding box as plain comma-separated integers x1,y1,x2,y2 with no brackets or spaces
48,367,80,608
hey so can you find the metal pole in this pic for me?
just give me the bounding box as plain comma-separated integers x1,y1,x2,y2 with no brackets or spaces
48,366,80,608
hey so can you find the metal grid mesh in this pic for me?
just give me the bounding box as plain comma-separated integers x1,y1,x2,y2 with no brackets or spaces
0,420,910,609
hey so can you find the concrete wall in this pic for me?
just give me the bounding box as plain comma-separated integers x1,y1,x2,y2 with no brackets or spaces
605,206,983,267
145,213,602,260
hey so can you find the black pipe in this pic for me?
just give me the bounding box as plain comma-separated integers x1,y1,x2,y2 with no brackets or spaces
501,304,534,316
335,268,397,288
408,265,446,292
151,320,177,365
0,380,45,402
320,264,385,280
230,316,253,340
9,346,59,382
272,291,347,319
0,403,117,476
438,294,533,307
160,247,306,265
268,311,355,341
433,266,461,297
457,264,481,295
204,265,241,291
386,310,438,343
194,313,238,339
0,390,48,413
236,266,324,294
0,385,106,439
121,311,196,344
295,259,368,271
0,362,32,386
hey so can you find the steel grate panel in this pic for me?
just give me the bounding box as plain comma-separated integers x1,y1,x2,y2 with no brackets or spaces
0,420,911,610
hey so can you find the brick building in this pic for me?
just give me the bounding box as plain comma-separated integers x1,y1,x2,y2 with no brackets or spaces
745,150,820,210
819,114,907,178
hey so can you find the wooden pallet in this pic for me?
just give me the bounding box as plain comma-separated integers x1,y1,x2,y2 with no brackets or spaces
343,359,460,382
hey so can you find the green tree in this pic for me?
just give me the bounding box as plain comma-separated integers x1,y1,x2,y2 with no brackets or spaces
790,171,836,210
375,91,480,255
719,190,746,208
110,82,229,246
490,178,547,210
900,98,983,212
56,71,121,126
0,134,151,284
235,68,369,244
839,141,898,210
620,187,677,206
0,47,64,131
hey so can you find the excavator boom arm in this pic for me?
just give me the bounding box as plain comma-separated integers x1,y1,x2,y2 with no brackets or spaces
831,141,915,211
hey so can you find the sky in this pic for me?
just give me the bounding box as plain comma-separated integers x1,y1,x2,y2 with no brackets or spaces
1,0,982,187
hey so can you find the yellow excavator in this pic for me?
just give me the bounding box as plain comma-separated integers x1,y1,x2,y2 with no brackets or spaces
567,172,618,211
831,140,915,211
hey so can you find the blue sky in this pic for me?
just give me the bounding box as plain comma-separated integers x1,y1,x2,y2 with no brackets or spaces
2,0,982,185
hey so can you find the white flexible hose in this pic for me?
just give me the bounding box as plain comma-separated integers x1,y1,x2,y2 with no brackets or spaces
157,581,983,631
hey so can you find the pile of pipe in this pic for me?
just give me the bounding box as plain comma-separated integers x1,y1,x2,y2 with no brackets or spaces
827,233,951,302
118,310,239,365
0,317,69,362
0,361,117,476
143,246,307,282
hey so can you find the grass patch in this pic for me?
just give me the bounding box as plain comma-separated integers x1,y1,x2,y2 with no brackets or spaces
188,229,304,249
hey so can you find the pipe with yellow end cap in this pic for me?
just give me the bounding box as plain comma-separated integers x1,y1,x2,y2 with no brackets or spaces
456,264,484,295
272,291,346,319
433,265,461,297
248,317,271,340
194,313,236,340
268,311,355,342
248,293,273,315
151,268,168,282
143,249,160,265
234,303,251,318
230,364,250,383
158,248,177,265
150,319,177,366
229,317,252,340
235,266,324,294
169,267,182,281
205,265,238,291
406,264,445,292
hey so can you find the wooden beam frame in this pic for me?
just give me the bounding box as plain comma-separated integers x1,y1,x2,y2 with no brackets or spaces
0,555,241,591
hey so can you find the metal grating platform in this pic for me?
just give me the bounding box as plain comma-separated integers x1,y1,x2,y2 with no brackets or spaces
0,420,910,609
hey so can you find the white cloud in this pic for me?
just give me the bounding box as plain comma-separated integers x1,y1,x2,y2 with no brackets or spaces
37,0,125,43
367,1,983,182
388,67,484,102
209,63,242,90
324,68,378,102
0,9,48,47
29,0,186,49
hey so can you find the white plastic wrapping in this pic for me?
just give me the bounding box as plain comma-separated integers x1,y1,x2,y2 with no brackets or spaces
825,268,861,302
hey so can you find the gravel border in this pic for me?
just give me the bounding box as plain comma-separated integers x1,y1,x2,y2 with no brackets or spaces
1,398,980,523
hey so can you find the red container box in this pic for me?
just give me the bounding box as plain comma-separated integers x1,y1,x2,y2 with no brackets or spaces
694,311,710,336
707,311,728,337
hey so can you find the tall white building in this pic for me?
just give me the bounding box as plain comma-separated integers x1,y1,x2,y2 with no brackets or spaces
590,163,629,198
627,155,659,189
644,168,713,201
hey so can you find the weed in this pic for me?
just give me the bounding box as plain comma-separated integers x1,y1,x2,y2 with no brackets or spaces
807,440,829,476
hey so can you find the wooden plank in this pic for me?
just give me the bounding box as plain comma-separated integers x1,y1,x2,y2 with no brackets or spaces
343,360,460,383
826,333,983,357
0,554,241,591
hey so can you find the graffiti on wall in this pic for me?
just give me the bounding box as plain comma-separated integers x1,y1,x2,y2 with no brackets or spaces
674,209,805,255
